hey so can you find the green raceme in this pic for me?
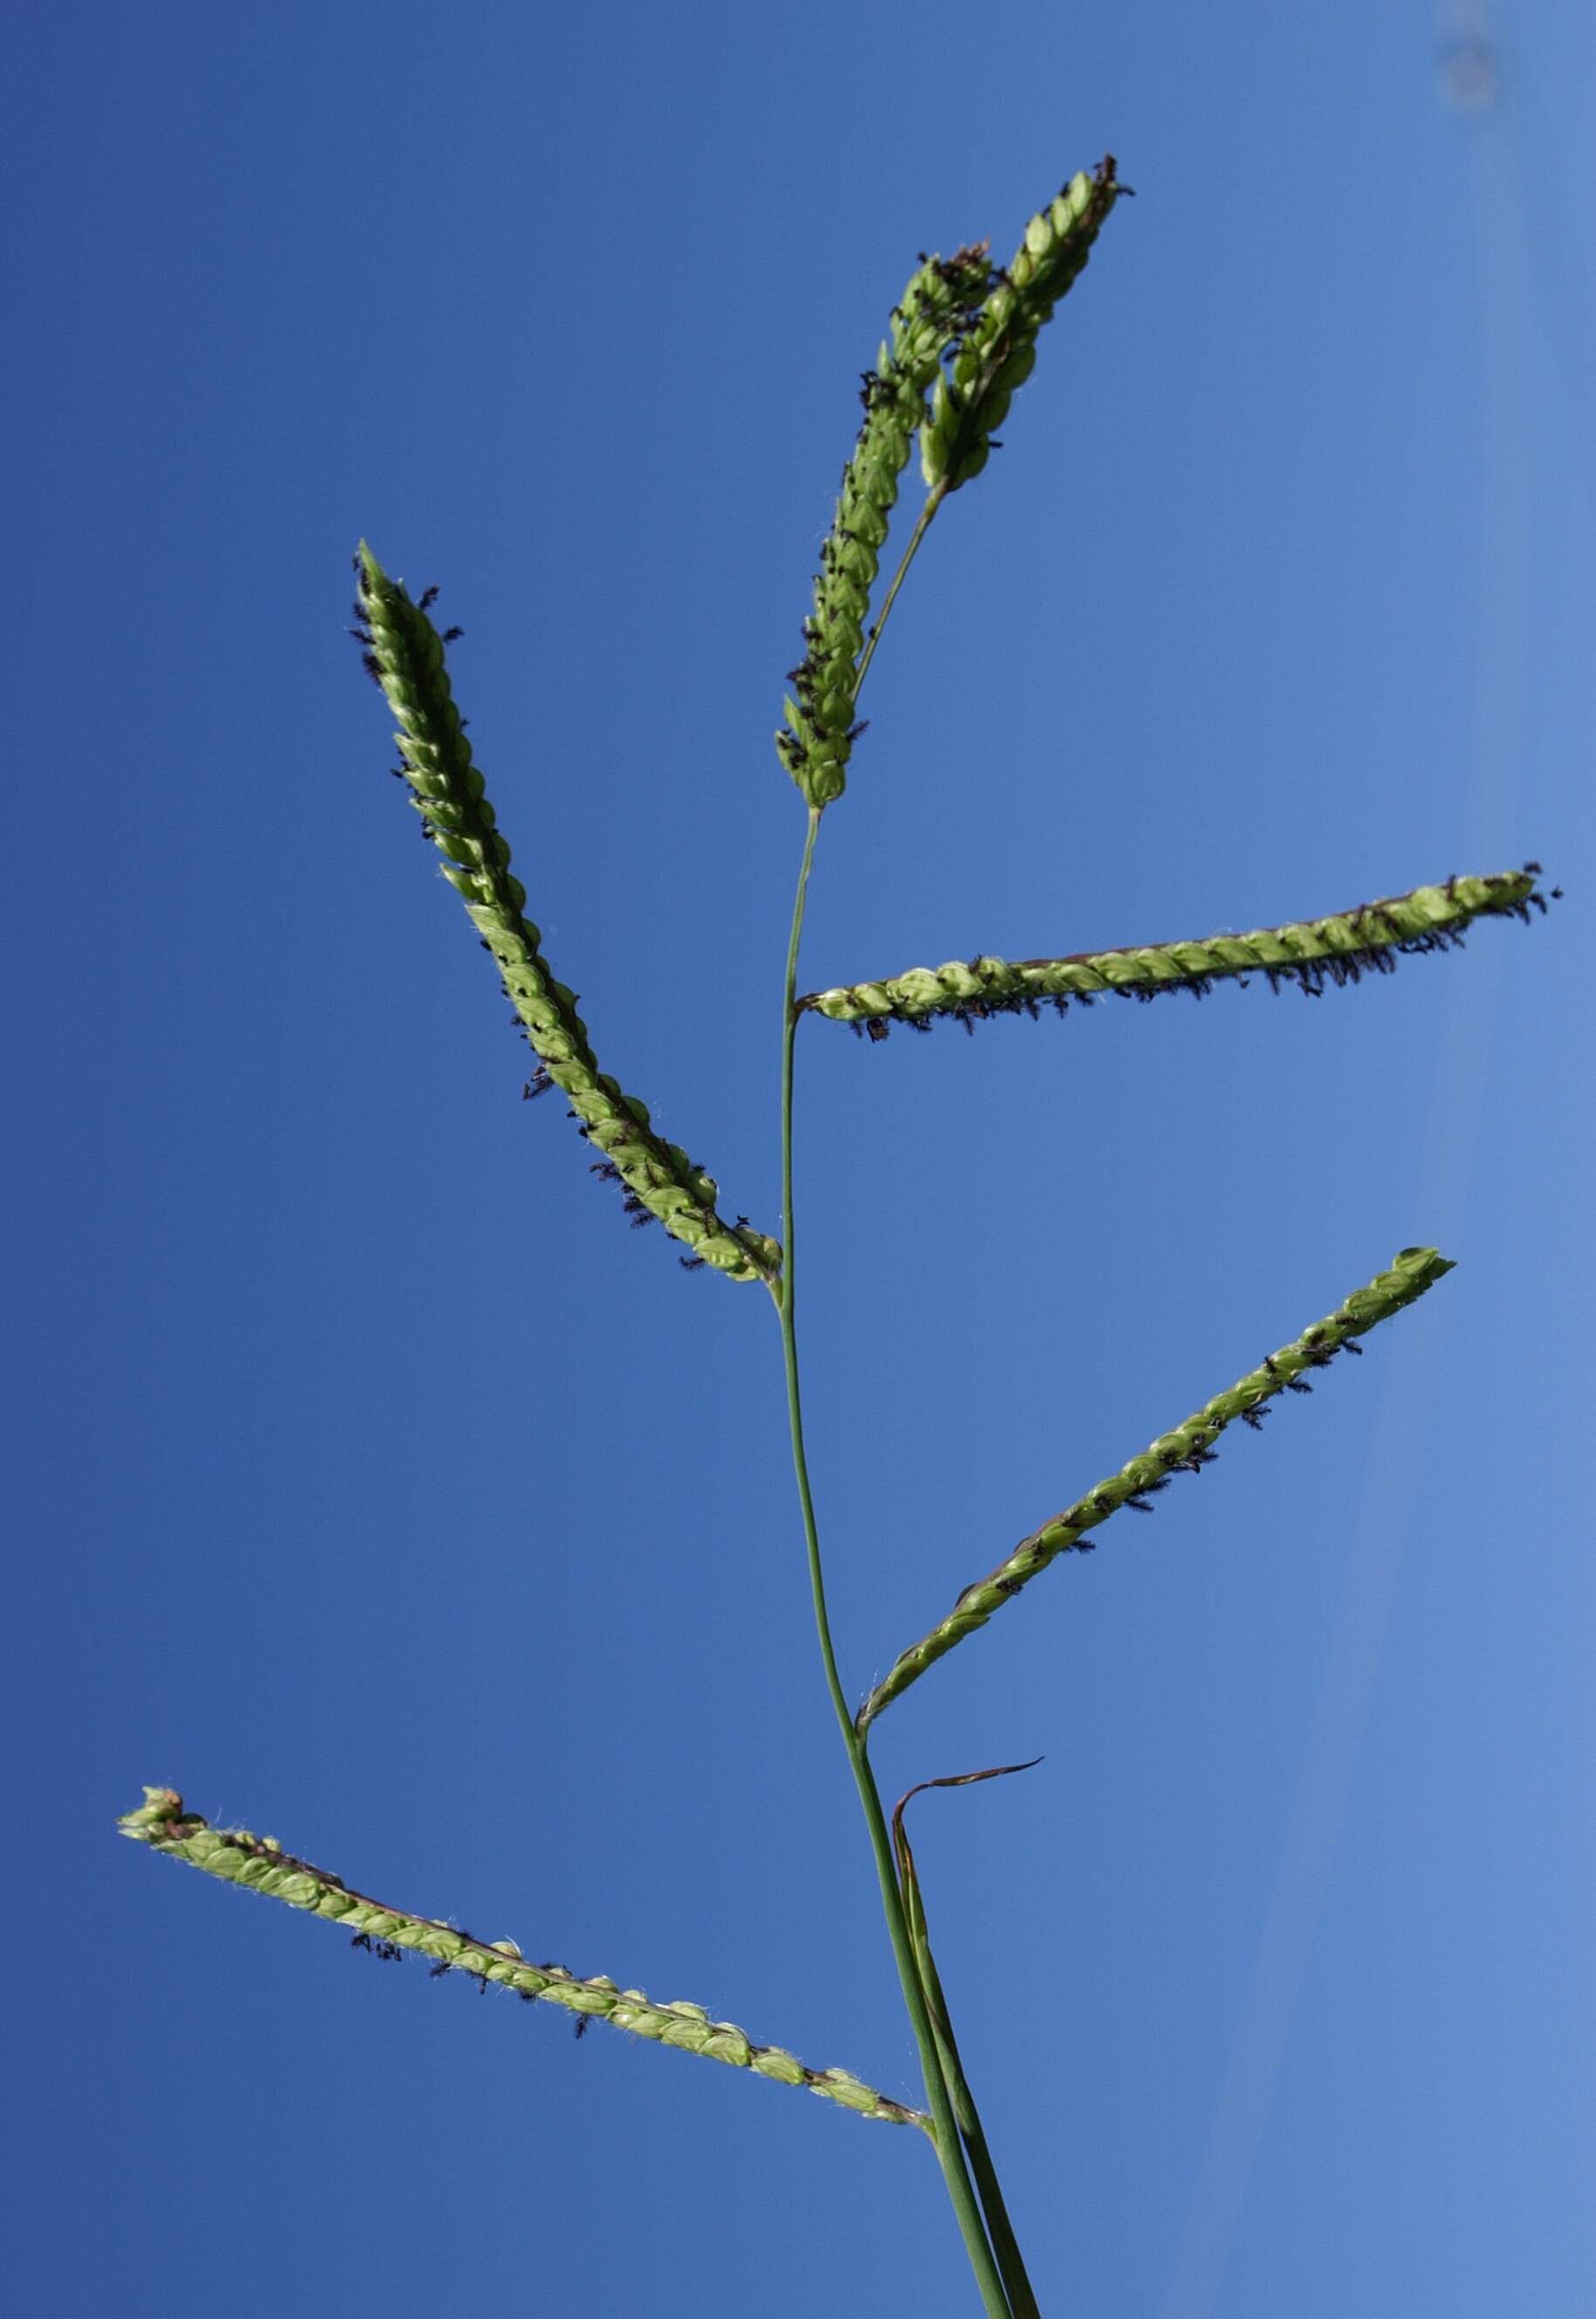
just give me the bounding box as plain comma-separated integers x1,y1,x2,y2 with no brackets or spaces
120,1791,929,2132
856,1248,1455,1732
920,159,1125,494
801,869,1552,1036
356,547,781,1286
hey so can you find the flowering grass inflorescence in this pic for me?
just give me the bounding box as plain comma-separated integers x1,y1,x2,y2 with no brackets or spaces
126,159,1558,2319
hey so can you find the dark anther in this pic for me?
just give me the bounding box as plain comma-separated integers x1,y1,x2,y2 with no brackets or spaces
523,1068,554,1100
574,2016,592,2040
1240,1405,1269,1430
429,1961,451,1978
865,1018,890,1043
1125,1494,1156,1513
1341,1338,1364,1354
361,650,383,685
418,584,440,609
441,624,464,643
1285,1376,1313,1394
351,1932,372,1951
678,1255,708,1271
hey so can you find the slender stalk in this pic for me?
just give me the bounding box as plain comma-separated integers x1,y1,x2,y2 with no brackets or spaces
776,805,1014,2318
853,483,947,700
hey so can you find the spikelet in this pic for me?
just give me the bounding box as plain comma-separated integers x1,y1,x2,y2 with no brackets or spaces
777,245,995,808
801,869,1553,1036
119,1790,929,2132
856,1248,1455,1732
919,157,1125,494
356,547,781,1287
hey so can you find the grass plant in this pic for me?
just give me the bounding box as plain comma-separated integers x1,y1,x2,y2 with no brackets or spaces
121,159,1554,2314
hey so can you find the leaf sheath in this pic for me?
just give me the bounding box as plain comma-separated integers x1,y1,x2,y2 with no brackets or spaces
119,1790,929,2131
856,1247,1455,1732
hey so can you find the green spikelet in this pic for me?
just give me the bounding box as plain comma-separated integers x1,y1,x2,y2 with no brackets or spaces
119,1790,930,2132
777,244,996,809
800,869,1552,1035
856,1249,1455,1732
357,547,781,1287
919,156,1125,494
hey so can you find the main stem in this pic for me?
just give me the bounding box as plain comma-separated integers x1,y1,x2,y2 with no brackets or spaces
776,804,1014,2319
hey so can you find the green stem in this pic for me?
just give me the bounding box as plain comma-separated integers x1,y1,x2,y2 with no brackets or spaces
853,482,948,699
776,805,1014,2319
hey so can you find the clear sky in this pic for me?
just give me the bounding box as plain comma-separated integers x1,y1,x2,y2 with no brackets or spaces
6,3,1593,2313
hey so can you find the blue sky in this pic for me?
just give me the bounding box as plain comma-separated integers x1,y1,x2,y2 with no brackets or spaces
6,3,1593,2313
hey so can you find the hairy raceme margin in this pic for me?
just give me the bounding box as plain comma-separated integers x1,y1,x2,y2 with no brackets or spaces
124,160,1555,2316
